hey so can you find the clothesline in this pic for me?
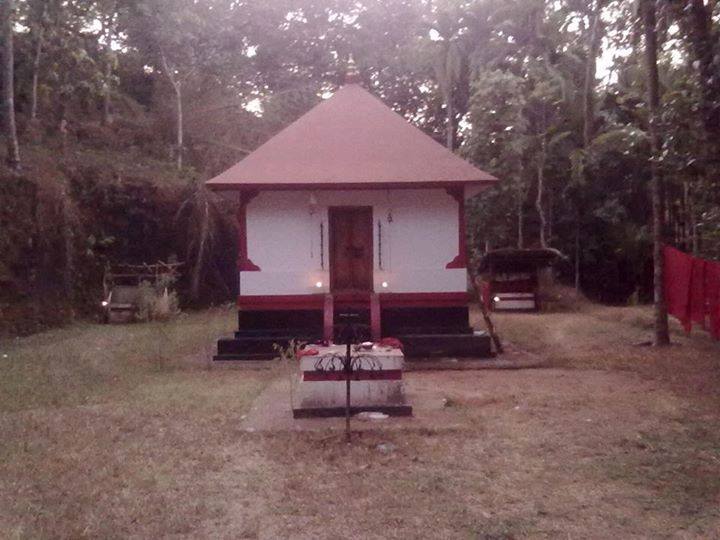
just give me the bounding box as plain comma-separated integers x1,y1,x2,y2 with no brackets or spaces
663,246,720,340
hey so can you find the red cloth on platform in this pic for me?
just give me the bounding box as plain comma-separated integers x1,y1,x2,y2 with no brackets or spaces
663,246,693,332
689,258,707,327
378,337,404,351
706,261,720,340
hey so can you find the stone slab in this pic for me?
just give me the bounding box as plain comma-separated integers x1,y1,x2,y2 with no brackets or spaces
295,379,409,407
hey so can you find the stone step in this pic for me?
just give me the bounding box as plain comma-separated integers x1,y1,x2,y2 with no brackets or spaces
390,325,474,336
399,333,493,359
216,334,319,361
216,332,493,361
234,328,320,338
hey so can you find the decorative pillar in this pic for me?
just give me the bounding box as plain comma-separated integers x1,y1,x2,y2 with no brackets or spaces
445,187,467,269
237,190,260,271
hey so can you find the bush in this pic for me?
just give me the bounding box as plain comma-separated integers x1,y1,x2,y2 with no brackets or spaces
136,278,180,322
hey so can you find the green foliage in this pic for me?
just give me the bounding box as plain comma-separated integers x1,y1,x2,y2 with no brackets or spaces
464,70,530,174
136,279,180,322
261,86,322,133
463,69,530,250
272,339,306,362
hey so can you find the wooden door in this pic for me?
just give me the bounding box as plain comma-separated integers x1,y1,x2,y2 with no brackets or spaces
329,207,373,292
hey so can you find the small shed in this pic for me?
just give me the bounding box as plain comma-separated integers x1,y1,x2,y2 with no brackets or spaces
478,248,562,312
101,262,182,323
206,68,499,359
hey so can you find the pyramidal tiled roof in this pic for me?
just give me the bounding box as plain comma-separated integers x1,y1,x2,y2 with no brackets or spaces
206,84,496,190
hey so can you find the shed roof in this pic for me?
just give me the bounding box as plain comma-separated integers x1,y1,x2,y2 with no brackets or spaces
479,248,565,273
206,83,497,191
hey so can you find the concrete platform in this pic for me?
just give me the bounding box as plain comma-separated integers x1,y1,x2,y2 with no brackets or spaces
292,344,412,418
293,380,413,417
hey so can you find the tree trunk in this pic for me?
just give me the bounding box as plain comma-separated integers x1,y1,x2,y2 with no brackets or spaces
1,0,21,172
548,188,554,243
191,198,209,300
574,215,581,293
61,194,75,308
175,82,183,170
58,69,69,153
101,7,116,127
583,1,605,149
160,50,183,171
446,90,454,150
640,0,670,346
573,0,605,296
683,180,690,251
679,0,718,242
102,58,113,126
688,182,699,255
684,0,720,138
536,136,548,248
30,24,44,122
517,188,524,249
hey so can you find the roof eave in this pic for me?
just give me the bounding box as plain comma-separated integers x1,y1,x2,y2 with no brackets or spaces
205,178,497,192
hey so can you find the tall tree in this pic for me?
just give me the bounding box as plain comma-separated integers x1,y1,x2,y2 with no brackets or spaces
678,0,720,139
425,6,467,151
578,0,607,290
464,69,530,249
639,0,670,346
26,0,48,123
432,38,463,150
40,0,106,140
525,76,565,249
98,0,119,126
424,0,493,150
159,50,184,170
126,0,236,171
1,0,21,171
583,0,606,149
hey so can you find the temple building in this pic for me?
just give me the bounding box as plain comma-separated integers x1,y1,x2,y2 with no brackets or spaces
207,72,497,360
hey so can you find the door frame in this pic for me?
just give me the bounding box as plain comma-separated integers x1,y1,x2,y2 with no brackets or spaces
328,206,374,293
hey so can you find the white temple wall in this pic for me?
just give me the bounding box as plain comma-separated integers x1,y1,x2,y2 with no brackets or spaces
241,189,466,296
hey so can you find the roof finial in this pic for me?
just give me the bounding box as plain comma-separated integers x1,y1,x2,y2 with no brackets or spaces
345,55,360,84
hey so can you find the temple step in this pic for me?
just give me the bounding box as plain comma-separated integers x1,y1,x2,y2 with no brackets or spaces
216,333,493,361
399,333,493,359
213,353,279,362
391,325,474,336
234,328,313,338
215,333,321,361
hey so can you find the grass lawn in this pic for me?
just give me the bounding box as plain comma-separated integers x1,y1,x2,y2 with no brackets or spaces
2,303,720,538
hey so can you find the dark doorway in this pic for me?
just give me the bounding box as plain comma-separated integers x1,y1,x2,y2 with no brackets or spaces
329,206,373,292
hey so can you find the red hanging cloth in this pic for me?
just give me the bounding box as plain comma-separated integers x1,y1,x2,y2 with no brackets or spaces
663,246,693,332
706,261,720,340
689,258,707,328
